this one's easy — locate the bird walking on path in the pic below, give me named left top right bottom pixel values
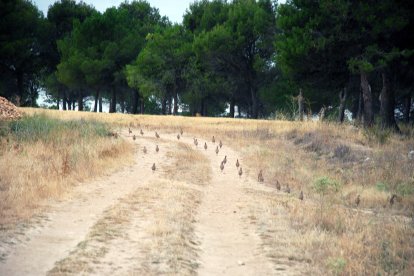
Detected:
left=143, top=146, right=147, bottom=154
left=285, top=184, right=291, bottom=194
left=129, top=127, right=132, bottom=135
left=236, top=159, right=239, bottom=168
left=238, top=167, right=243, bottom=177
left=194, top=139, right=198, bottom=146
left=275, top=180, right=281, bottom=191
left=223, top=155, right=227, bottom=164
left=219, top=140, right=223, bottom=148
left=204, top=142, right=208, bottom=150
left=152, top=163, right=156, bottom=172
left=180, top=128, right=183, bottom=136
left=212, top=136, right=215, bottom=143
left=220, top=161, right=225, bottom=172
left=258, top=170, right=264, bottom=182
left=389, top=194, right=401, bottom=206
left=140, top=129, right=144, bottom=136
left=215, top=146, right=219, bottom=155
left=133, top=135, right=136, bottom=141
left=177, top=134, right=180, bottom=140
left=355, top=194, right=361, bottom=207
left=299, top=191, right=304, bottom=201
left=156, top=145, right=159, bottom=153
left=155, top=132, right=160, bottom=139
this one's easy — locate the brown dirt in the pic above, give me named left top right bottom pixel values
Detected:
left=0, top=129, right=314, bottom=275
left=0, top=97, right=22, bottom=120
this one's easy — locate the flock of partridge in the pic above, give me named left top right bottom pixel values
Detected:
left=127, top=126, right=404, bottom=208
left=127, top=126, right=305, bottom=201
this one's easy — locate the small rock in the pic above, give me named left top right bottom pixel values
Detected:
left=233, top=211, right=237, bottom=213
left=238, top=260, right=245, bottom=266
left=408, top=150, right=414, bottom=160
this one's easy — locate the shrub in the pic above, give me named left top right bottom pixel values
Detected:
left=363, top=126, right=391, bottom=145
left=9, top=113, right=110, bottom=143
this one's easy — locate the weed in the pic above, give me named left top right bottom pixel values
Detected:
left=327, top=257, right=347, bottom=275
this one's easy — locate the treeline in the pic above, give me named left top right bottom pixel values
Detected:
left=1, top=0, right=413, bottom=128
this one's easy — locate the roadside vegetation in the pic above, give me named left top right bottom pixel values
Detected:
left=0, top=113, right=133, bottom=225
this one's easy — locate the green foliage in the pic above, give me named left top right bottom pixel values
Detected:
left=396, top=182, right=414, bottom=196
left=327, top=257, right=347, bottom=276
left=363, top=126, right=392, bottom=145
left=9, top=113, right=110, bottom=143
left=313, top=176, right=342, bottom=196
left=0, top=0, right=46, bottom=105
left=376, top=182, right=390, bottom=192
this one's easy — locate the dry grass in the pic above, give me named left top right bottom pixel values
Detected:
left=48, top=181, right=202, bottom=276
left=164, top=142, right=211, bottom=186
left=15, top=108, right=414, bottom=274
left=0, top=112, right=133, bottom=226
left=48, top=136, right=209, bottom=275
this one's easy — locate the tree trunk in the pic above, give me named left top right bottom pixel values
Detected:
left=229, top=96, right=235, bottom=118
left=379, top=72, right=399, bottom=131
left=132, top=90, right=138, bottom=114
left=338, top=88, right=347, bottom=123
left=120, top=100, right=125, bottom=113
left=99, top=96, right=103, bottom=113
left=360, top=72, right=374, bottom=127
left=66, top=92, right=71, bottom=110
left=403, top=94, right=411, bottom=124
left=77, top=90, right=83, bottom=111
left=140, top=98, right=145, bottom=114
left=319, top=107, right=325, bottom=121
left=356, top=88, right=363, bottom=123
left=173, top=90, right=178, bottom=115
left=13, top=71, right=23, bottom=107
left=62, top=90, right=67, bottom=111
left=298, top=89, right=304, bottom=121
left=161, top=97, right=167, bottom=115
left=109, top=87, right=116, bottom=113
left=250, top=87, right=258, bottom=119
left=93, top=89, right=99, bottom=113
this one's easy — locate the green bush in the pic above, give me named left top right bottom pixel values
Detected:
left=396, top=182, right=414, bottom=196
left=328, top=257, right=347, bottom=275
left=313, top=176, right=342, bottom=195
left=363, top=126, right=392, bottom=145
left=376, top=182, right=389, bottom=192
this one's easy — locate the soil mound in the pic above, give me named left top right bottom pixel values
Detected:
left=0, top=97, right=22, bottom=120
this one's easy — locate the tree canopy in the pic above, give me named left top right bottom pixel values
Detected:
left=0, top=0, right=413, bottom=128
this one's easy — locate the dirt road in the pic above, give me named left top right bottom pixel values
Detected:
left=0, top=129, right=311, bottom=275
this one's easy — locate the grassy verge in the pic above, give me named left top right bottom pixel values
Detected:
left=0, top=113, right=133, bottom=225
left=236, top=123, right=414, bottom=274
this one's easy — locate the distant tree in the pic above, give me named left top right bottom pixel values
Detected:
left=0, top=0, right=46, bottom=106
left=276, top=0, right=414, bottom=128
left=127, top=24, right=192, bottom=115
left=194, top=0, right=276, bottom=118
left=44, top=0, right=96, bottom=110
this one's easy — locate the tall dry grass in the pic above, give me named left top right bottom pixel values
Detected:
left=17, top=108, right=414, bottom=274
left=0, top=113, right=133, bottom=225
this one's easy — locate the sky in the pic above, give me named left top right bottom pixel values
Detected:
left=34, top=0, right=194, bottom=23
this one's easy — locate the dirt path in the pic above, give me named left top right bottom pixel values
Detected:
left=0, top=135, right=171, bottom=276
left=179, top=136, right=274, bottom=275
left=1, top=129, right=311, bottom=275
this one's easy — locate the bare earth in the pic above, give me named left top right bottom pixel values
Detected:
left=0, top=129, right=312, bottom=275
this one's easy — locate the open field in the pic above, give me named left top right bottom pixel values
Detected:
left=1, top=108, right=413, bottom=275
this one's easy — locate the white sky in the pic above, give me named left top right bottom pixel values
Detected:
left=34, top=0, right=194, bottom=23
